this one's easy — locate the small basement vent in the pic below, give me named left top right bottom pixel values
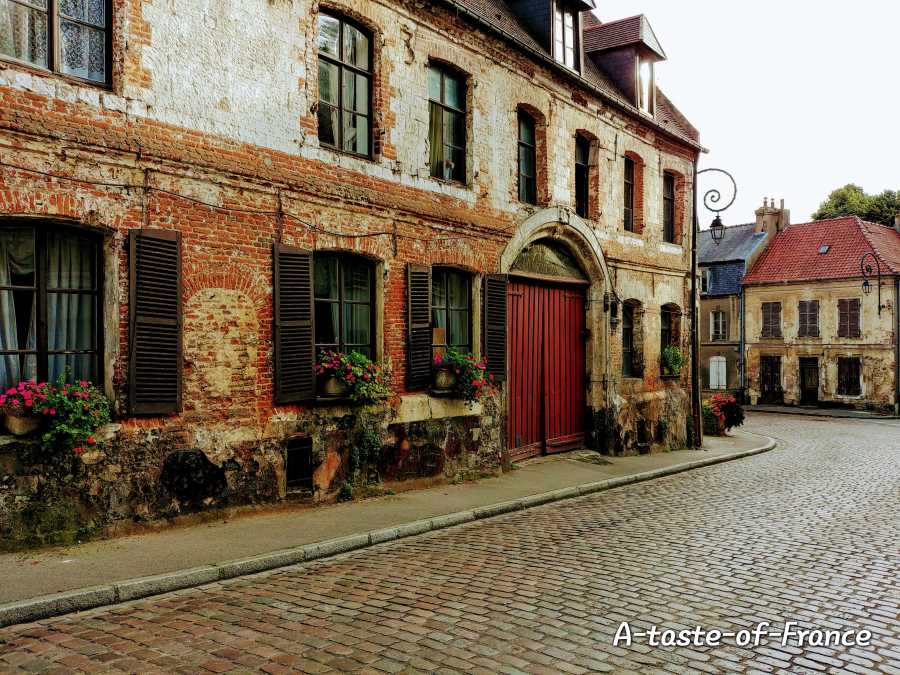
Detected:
left=285, top=435, right=314, bottom=492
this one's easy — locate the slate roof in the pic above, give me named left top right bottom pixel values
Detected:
left=704, top=261, right=744, bottom=296
left=583, top=14, right=667, bottom=60
left=698, top=223, right=768, bottom=264
left=743, top=217, right=900, bottom=285
left=444, top=1, right=700, bottom=145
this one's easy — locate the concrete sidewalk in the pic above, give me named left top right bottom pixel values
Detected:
left=0, top=430, right=774, bottom=626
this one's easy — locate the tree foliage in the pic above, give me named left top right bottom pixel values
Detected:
left=812, top=184, right=900, bottom=226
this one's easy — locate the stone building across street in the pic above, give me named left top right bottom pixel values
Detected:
left=0, top=0, right=702, bottom=547
left=743, top=216, right=900, bottom=413
left=698, top=200, right=785, bottom=398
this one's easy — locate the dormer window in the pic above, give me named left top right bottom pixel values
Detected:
left=553, top=2, right=579, bottom=71
left=638, top=58, right=654, bottom=114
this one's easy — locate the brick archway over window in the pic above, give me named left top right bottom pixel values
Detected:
left=663, top=169, right=686, bottom=245
left=516, top=103, right=550, bottom=207
left=624, top=151, right=645, bottom=235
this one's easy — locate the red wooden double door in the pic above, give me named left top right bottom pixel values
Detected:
left=506, top=278, right=586, bottom=461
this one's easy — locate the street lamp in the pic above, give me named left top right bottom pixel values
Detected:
left=697, top=168, right=737, bottom=246
left=860, top=251, right=883, bottom=315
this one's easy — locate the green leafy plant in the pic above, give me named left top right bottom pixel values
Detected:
left=1, top=380, right=44, bottom=417
left=661, top=345, right=685, bottom=376
left=316, top=350, right=391, bottom=403
left=432, top=347, right=495, bottom=405
left=703, top=393, right=745, bottom=435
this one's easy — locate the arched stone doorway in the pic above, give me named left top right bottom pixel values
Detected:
left=500, top=207, right=612, bottom=460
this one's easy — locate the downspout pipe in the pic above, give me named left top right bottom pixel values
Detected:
left=690, top=159, right=703, bottom=447
left=896, top=277, right=899, bottom=416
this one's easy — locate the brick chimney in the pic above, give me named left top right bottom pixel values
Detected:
left=755, top=197, right=790, bottom=237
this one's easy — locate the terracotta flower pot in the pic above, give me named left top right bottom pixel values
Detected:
left=3, top=413, right=42, bottom=437
left=319, top=375, right=349, bottom=399
left=432, top=366, right=458, bottom=393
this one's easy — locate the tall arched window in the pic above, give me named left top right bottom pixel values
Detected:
left=0, top=223, right=102, bottom=390
left=431, top=267, right=470, bottom=355
left=518, top=109, right=537, bottom=204
left=622, top=300, right=643, bottom=378
left=317, top=12, right=372, bottom=157
left=661, top=304, right=681, bottom=349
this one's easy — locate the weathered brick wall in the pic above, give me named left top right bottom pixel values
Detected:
left=0, top=0, right=699, bottom=545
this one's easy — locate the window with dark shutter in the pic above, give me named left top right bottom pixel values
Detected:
left=483, top=274, right=507, bottom=383
left=274, top=244, right=315, bottom=404
left=761, top=302, right=781, bottom=338
left=129, top=230, right=182, bottom=415
left=575, top=134, right=590, bottom=218
left=517, top=111, right=537, bottom=205
left=798, top=300, right=819, bottom=337
left=407, top=264, right=431, bottom=390
left=837, top=357, right=861, bottom=396
left=663, top=172, right=676, bottom=243
left=838, top=299, right=861, bottom=338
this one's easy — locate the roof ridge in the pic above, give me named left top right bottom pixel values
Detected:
left=584, top=14, right=644, bottom=30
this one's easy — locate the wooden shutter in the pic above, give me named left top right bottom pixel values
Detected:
left=407, top=264, right=432, bottom=390
left=849, top=299, right=861, bottom=338
left=128, top=229, right=182, bottom=415
left=838, top=300, right=848, bottom=338
left=274, top=244, right=315, bottom=404
left=483, top=274, right=508, bottom=383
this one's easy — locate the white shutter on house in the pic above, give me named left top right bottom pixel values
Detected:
left=709, top=356, right=727, bottom=389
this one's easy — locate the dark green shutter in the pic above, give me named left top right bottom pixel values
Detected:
left=407, top=264, right=432, bottom=389
left=274, top=244, right=315, bottom=404
left=483, top=274, right=508, bottom=383
left=128, top=229, right=182, bottom=415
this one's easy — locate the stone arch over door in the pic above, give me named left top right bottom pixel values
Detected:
left=500, top=206, right=613, bottom=411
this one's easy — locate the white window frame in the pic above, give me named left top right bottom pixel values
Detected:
left=709, top=356, right=727, bottom=390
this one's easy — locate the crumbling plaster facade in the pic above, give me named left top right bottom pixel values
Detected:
left=0, top=0, right=700, bottom=548
left=744, top=281, right=898, bottom=411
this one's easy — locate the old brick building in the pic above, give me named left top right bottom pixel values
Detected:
left=743, top=216, right=900, bottom=413
left=0, top=0, right=701, bottom=546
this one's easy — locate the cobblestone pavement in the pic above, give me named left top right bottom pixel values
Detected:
left=1, top=413, right=899, bottom=674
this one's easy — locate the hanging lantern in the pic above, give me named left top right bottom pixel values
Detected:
left=710, top=215, right=725, bottom=245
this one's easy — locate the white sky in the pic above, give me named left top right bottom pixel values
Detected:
left=593, top=1, right=900, bottom=225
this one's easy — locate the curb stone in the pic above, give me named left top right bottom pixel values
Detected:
left=0, top=434, right=776, bottom=627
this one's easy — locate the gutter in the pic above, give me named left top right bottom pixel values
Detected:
left=443, top=0, right=706, bottom=154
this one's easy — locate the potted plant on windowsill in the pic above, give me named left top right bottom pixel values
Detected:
left=660, top=345, right=685, bottom=378
left=315, top=350, right=391, bottom=404
left=1, top=380, right=45, bottom=437
left=431, top=348, right=495, bottom=405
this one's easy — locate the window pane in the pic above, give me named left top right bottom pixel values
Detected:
left=314, top=256, right=338, bottom=299
left=0, top=289, right=36, bottom=353
left=342, top=260, right=370, bottom=302
left=317, top=14, right=339, bottom=56
left=59, top=0, right=103, bottom=27
left=318, top=60, right=339, bottom=105
left=49, top=352, right=96, bottom=384
left=343, top=303, right=370, bottom=347
left=342, top=23, right=369, bottom=70
left=314, top=300, right=338, bottom=346
left=427, top=66, right=441, bottom=101
left=448, top=272, right=467, bottom=309
left=47, top=229, right=96, bottom=290
left=519, top=145, right=535, bottom=178
left=1, top=353, right=36, bottom=391
left=518, top=115, right=534, bottom=145
left=0, top=1, right=48, bottom=68
left=0, top=226, right=36, bottom=286
left=60, top=19, right=105, bottom=82
left=449, top=309, right=469, bottom=349
left=343, top=113, right=369, bottom=155
left=342, top=71, right=369, bottom=114
left=317, top=103, right=338, bottom=147
left=443, top=73, right=463, bottom=110
left=432, top=271, right=447, bottom=308
left=443, top=109, right=462, bottom=147
left=447, top=145, right=465, bottom=182
left=47, top=292, right=95, bottom=350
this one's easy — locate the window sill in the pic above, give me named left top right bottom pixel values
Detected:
left=660, top=374, right=682, bottom=381
left=319, top=144, right=376, bottom=164
left=0, top=55, right=112, bottom=91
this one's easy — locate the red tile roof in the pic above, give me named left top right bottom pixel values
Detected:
left=743, top=217, right=900, bottom=285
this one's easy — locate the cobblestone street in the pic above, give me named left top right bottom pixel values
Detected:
left=1, top=413, right=898, bottom=674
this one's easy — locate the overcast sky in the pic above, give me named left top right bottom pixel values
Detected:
left=593, top=1, right=900, bottom=226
